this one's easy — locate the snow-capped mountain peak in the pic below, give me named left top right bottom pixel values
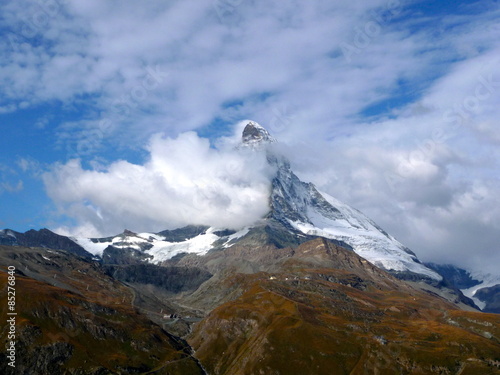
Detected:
left=241, top=120, right=276, bottom=147
left=264, top=144, right=442, bottom=281
left=43, top=121, right=441, bottom=281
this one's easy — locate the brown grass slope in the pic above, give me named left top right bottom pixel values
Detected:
left=188, top=239, right=500, bottom=375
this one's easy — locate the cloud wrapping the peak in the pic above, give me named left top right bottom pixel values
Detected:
left=44, top=131, right=273, bottom=237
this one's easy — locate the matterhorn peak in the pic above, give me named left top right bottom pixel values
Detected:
left=241, top=121, right=276, bottom=147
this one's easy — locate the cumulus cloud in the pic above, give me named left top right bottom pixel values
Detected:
left=44, top=129, right=273, bottom=237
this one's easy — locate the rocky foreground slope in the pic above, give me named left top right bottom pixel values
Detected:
left=0, top=245, right=206, bottom=375
left=1, top=237, right=500, bottom=374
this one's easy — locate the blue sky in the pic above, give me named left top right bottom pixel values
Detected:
left=1, top=0, right=499, bottom=273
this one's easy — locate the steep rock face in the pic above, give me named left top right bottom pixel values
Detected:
left=157, top=225, right=210, bottom=242
left=426, top=263, right=500, bottom=312
left=101, top=245, right=153, bottom=264
left=105, top=264, right=212, bottom=294
left=475, top=285, right=500, bottom=313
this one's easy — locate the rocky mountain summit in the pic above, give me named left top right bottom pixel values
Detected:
left=240, top=120, right=276, bottom=146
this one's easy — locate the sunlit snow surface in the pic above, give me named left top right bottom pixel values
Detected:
left=145, top=228, right=223, bottom=262
left=71, top=237, right=109, bottom=257
left=288, top=190, right=442, bottom=281
left=72, top=227, right=250, bottom=263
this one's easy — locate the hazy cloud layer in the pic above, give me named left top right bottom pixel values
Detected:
left=2, top=0, right=499, bottom=274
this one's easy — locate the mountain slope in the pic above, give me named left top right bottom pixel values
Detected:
left=2, top=237, right=498, bottom=374
left=187, top=238, right=500, bottom=375
left=0, top=245, right=206, bottom=374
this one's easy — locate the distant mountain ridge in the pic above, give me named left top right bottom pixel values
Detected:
left=0, top=228, right=89, bottom=258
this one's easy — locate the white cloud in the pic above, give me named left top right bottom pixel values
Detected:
left=43, top=130, right=273, bottom=237
left=0, top=180, right=23, bottom=194
left=1, top=0, right=409, bottom=144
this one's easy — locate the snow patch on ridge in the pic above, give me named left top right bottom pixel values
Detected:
left=71, top=237, right=109, bottom=257
left=222, top=227, right=250, bottom=248
left=71, top=227, right=246, bottom=263
left=0, top=229, right=17, bottom=238
left=461, top=272, right=500, bottom=310
left=289, top=219, right=441, bottom=280
left=145, top=228, right=219, bottom=262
